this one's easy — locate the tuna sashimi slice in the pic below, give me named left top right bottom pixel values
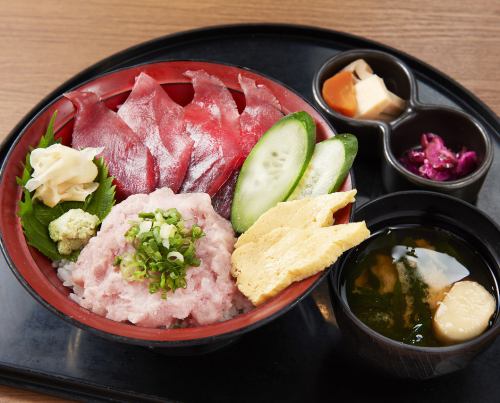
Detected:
left=212, top=75, right=283, bottom=218
left=180, top=70, right=243, bottom=196
left=65, top=90, right=156, bottom=198
left=212, top=171, right=238, bottom=219
left=238, top=74, right=283, bottom=156
left=118, top=72, right=193, bottom=192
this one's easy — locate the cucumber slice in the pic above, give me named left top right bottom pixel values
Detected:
left=287, top=133, right=358, bottom=200
left=231, top=111, right=316, bottom=233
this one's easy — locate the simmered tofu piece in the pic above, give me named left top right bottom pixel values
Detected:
left=354, top=74, right=405, bottom=121
left=342, top=59, right=374, bottom=81
left=433, top=281, right=496, bottom=344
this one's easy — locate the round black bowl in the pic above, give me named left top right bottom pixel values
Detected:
left=329, top=191, right=500, bottom=379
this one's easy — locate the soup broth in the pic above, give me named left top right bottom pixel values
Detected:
left=341, top=226, right=498, bottom=347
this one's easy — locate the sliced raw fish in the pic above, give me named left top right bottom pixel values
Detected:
left=238, top=74, right=283, bottom=156
left=212, top=75, right=283, bottom=217
left=180, top=70, right=242, bottom=195
left=212, top=171, right=238, bottom=219
left=65, top=90, right=156, bottom=198
left=118, top=72, right=193, bottom=192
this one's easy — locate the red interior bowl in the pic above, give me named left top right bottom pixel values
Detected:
left=0, top=61, right=352, bottom=347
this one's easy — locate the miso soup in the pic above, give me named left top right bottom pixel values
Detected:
left=341, top=226, right=498, bottom=347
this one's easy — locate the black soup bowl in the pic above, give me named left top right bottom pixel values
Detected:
left=329, top=191, right=500, bottom=379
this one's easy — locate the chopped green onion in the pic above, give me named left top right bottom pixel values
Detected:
left=125, top=225, right=139, bottom=242
left=114, top=208, right=204, bottom=298
left=167, top=251, right=184, bottom=263
left=192, top=225, right=204, bottom=239
left=139, top=220, right=153, bottom=234
left=138, top=212, right=155, bottom=219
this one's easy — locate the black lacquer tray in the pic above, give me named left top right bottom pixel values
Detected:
left=0, top=24, right=498, bottom=402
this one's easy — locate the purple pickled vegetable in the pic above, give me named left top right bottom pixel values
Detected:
left=422, top=133, right=457, bottom=170
left=421, top=132, right=438, bottom=148
left=408, top=149, right=426, bottom=164
left=399, top=149, right=425, bottom=175
left=419, top=163, right=453, bottom=181
left=399, top=132, right=477, bottom=181
left=455, top=150, right=478, bottom=177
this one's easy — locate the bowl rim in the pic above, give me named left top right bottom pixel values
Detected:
left=330, top=190, right=500, bottom=354
left=0, top=59, right=354, bottom=347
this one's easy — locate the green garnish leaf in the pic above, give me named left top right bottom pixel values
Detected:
left=83, top=157, right=116, bottom=221
left=32, top=201, right=85, bottom=227
left=17, top=111, right=58, bottom=189
left=38, top=111, right=57, bottom=148
left=16, top=110, right=116, bottom=261
left=20, top=206, right=66, bottom=262
left=116, top=208, right=205, bottom=298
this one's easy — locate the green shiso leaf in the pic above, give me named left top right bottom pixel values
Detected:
left=83, top=157, right=116, bottom=221
left=17, top=110, right=58, bottom=188
left=20, top=206, right=65, bottom=262
left=16, top=110, right=115, bottom=261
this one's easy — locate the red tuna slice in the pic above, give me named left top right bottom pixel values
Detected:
left=180, top=70, right=243, bottom=195
left=212, top=75, right=283, bottom=218
left=117, top=72, right=194, bottom=192
left=238, top=74, right=283, bottom=156
left=212, top=171, right=238, bottom=219
left=65, top=90, right=156, bottom=198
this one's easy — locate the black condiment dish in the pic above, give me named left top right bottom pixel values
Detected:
left=329, top=191, right=500, bottom=380
left=383, top=105, right=493, bottom=202
left=313, top=49, right=415, bottom=157
left=313, top=50, right=494, bottom=202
